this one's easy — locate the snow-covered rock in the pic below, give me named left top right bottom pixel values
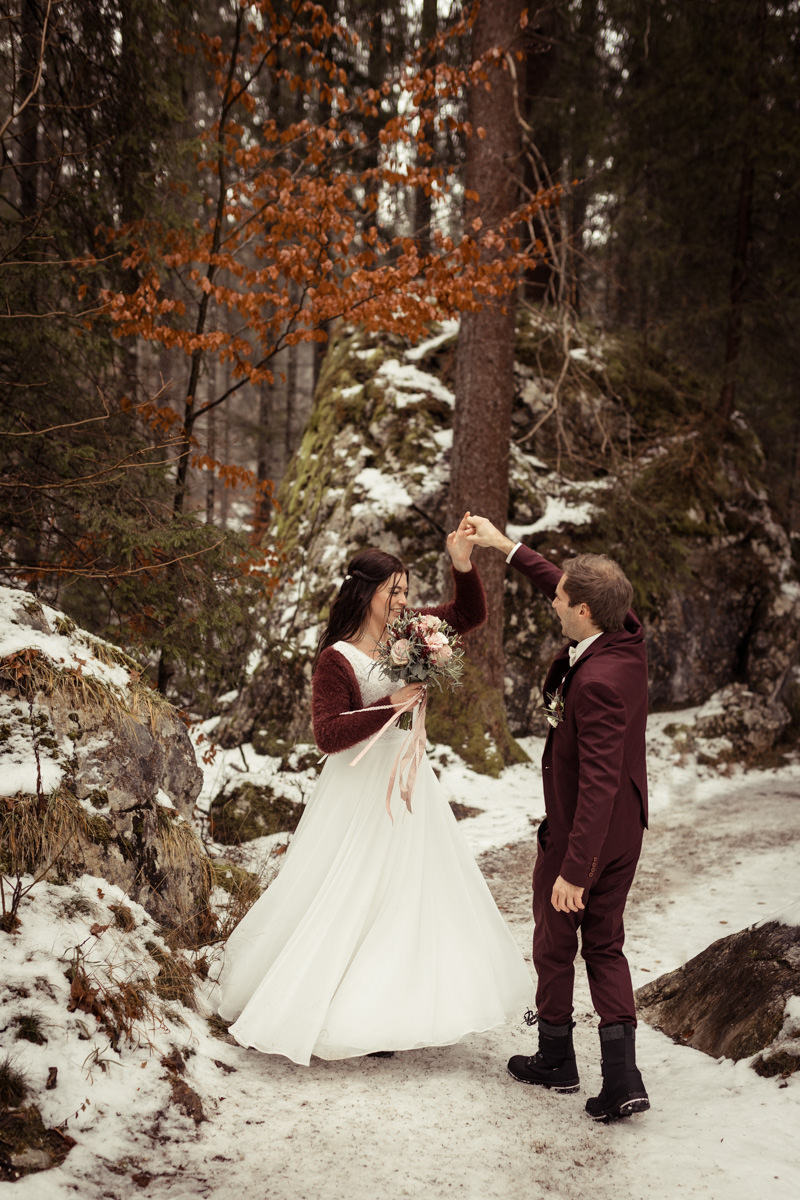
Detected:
left=0, top=586, right=210, bottom=941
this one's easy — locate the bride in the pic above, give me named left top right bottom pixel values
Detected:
left=216, top=513, right=532, bottom=1064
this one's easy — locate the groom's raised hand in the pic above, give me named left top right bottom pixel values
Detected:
left=464, top=515, right=515, bottom=556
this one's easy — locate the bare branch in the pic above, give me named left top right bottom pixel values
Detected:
left=11, top=537, right=230, bottom=580
left=0, top=0, right=55, bottom=143
left=1, top=393, right=111, bottom=437
left=0, top=437, right=187, bottom=490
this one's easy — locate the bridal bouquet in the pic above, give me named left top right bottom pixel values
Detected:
left=375, top=612, right=465, bottom=689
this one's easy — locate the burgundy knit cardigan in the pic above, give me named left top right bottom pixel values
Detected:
left=312, top=564, right=487, bottom=755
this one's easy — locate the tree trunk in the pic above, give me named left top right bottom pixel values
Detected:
left=441, top=0, right=528, bottom=772
left=19, top=0, right=40, bottom=225
left=253, top=380, right=274, bottom=537
left=717, top=0, right=767, bottom=420
left=205, top=396, right=216, bottom=524
left=413, top=0, right=438, bottom=261
left=521, top=3, right=561, bottom=304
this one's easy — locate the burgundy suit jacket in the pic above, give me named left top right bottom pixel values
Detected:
left=312, top=565, right=487, bottom=755
left=509, top=545, right=649, bottom=890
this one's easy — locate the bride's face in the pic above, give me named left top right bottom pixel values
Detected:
left=369, top=572, right=409, bottom=630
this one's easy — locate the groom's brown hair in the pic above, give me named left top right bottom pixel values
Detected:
left=561, top=554, right=633, bottom=633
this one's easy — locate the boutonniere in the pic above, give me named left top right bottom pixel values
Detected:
left=543, top=690, right=565, bottom=728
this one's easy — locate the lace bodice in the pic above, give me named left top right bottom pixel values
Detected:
left=333, top=641, right=399, bottom=707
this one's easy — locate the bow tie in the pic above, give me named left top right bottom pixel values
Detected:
left=568, top=645, right=579, bottom=667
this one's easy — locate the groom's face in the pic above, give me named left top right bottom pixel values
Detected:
left=553, top=577, right=585, bottom=641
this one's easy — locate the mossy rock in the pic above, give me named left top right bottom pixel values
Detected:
left=211, top=859, right=262, bottom=903
left=279, top=747, right=323, bottom=774
left=251, top=730, right=293, bottom=758
left=426, top=661, right=529, bottom=777
left=0, top=1106, right=75, bottom=1182
left=209, top=782, right=304, bottom=844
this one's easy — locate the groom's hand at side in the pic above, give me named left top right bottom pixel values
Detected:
left=551, top=875, right=585, bottom=913
left=464, top=515, right=515, bottom=556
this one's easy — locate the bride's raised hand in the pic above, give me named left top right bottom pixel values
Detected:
left=446, top=511, right=474, bottom=572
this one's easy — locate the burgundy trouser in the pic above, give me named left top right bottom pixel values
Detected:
left=532, top=818, right=644, bottom=1027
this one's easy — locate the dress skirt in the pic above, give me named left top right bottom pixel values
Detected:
left=216, top=726, right=532, bottom=1065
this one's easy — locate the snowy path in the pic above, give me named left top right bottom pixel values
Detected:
left=22, top=763, right=798, bottom=1200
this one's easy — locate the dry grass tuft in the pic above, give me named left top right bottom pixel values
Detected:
left=1, top=789, right=91, bottom=930
left=109, top=903, right=136, bottom=932
left=0, top=787, right=89, bottom=882
left=0, top=787, right=90, bottom=902
left=12, top=1012, right=48, bottom=1046
left=211, top=859, right=263, bottom=943
left=56, top=892, right=98, bottom=921
left=155, top=807, right=213, bottom=888
left=206, top=1012, right=236, bottom=1043
left=146, top=942, right=197, bottom=1010
left=65, top=945, right=155, bottom=1050
left=0, top=645, right=173, bottom=732
left=0, top=1056, right=28, bottom=1109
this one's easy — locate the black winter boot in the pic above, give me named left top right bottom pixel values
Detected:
left=507, top=1017, right=580, bottom=1093
left=585, top=1023, right=650, bottom=1121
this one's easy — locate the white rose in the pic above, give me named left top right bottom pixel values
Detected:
left=389, top=638, right=411, bottom=666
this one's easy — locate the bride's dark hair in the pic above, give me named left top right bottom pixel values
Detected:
left=316, top=548, right=408, bottom=658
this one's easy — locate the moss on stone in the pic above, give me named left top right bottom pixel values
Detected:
left=211, top=859, right=261, bottom=906
left=530, top=416, right=767, bottom=619
left=114, top=834, right=136, bottom=862
left=85, top=814, right=113, bottom=845
left=251, top=730, right=293, bottom=758
left=426, top=661, right=530, bottom=776
left=209, top=781, right=304, bottom=844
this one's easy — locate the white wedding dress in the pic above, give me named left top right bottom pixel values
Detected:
left=216, top=642, right=532, bottom=1064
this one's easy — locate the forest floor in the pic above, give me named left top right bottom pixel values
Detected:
left=11, top=716, right=800, bottom=1200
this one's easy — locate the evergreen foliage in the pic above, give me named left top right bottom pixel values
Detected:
left=1, top=0, right=797, bottom=719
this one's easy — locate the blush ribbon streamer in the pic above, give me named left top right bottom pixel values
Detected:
left=345, top=691, right=427, bottom=819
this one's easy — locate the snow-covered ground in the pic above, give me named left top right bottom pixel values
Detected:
left=3, top=716, right=800, bottom=1199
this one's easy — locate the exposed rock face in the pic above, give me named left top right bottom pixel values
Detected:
left=659, top=684, right=792, bottom=768
left=215, top=315, right=800, bottom=765
left=636, top=914, right=800, bottom=1076
left=0, top=586, right=211, bottom=943
left=692, top=684, right=791, bottom=761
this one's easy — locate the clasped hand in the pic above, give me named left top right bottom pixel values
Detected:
left=446, top=511, right=476, bottom=571
left=391, top=683, right=425, bottom=709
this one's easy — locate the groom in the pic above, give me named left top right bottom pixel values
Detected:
left=466, top=516, right=650, bottom=1121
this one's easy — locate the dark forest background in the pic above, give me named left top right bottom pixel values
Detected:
left=2, top=0, right=798, bottom=714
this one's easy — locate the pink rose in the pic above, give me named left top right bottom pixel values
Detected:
left=424, top=630, right=449, bottom=650
left=417, top=614, right=443, bottom=633
left=431, top=643, right=453, bottom=665
left=389, top=638, right=411, bottom=666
